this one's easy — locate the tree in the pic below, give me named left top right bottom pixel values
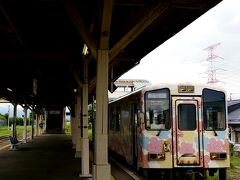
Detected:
left=0, top=113, right=6, bottom=120
left=4, top=113, right=9, bottom=120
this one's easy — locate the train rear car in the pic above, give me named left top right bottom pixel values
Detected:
left=108, top=83, right=230, bottom=179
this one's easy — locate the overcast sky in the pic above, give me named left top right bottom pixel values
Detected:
left=0, top=103, right=25, bottom=117
left=120, top=0, right=240, bottom=100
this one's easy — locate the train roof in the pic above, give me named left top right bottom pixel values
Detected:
left=142, top=83, right=226, bottom=93
left=109, top=83, right=226, bottom=103
left=109, top=86, right=144, bottom=103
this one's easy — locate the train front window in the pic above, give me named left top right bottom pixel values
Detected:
left=145, top=88, right=170, bottom=130
left=203, top=89, right=226, bottom=130
left=178, top=104, right=196, bottom=130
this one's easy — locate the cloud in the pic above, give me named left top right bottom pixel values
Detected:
left=121, top=0, right=240, bottom=99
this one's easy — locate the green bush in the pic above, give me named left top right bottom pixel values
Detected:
left=230, top=143, right=234, bottom=156
left=8, top=117, right=31, bottom=126
left=65, top=121, right=71, bottom=135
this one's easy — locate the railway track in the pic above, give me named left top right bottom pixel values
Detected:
left=108, top=150, right=143, bottom=180
left=109, top=156, right=142, bottom=180
left=0, top=136, right=11, bottom=149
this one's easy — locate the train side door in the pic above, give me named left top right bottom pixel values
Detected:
left=131, top=103, right=138, bottom=168
left=172, top=97, right=203, bottom=168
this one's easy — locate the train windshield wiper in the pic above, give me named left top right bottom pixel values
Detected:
left=156, top=129, right=161, bottom=136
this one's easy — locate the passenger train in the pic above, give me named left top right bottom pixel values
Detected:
left=108, top=83, right=230, bottom=179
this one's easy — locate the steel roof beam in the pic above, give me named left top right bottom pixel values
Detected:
left=109, top=1, right=169, bottom=63
left=63, top=0, right=97, bottom=61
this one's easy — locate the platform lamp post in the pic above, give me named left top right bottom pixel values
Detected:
left=29, top=111, right=31, bottom=126
left=22, top=105, right=27, bottom=143
left=12, top=102, right=17, bottom=138
left=7, top=105, right=10, bottom=130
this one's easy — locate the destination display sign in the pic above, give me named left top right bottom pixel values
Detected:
left=178, top=85, right=194, bottom=93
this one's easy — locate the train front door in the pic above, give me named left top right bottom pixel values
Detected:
left=172, top=97, right=203, bottom=168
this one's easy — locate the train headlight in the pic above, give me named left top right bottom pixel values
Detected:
left=210, top=152, right=227, bottom=160
left=148, top=152, right=165, bottom=161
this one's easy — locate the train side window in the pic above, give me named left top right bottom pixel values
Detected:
left=178, top=104, right=196, bottom=130
left=132, top=103, right=138, bottom=125
left=203, top=89, right=226, bottom=130
left=116, top=106, right=121, bottom=131
left=145, top=88, right=170, bottom=130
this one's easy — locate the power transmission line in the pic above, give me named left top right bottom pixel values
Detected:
left=203, top=42, right=225, bottom=85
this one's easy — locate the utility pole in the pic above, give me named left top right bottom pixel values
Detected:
left=203, top=42, right=224, bottom=85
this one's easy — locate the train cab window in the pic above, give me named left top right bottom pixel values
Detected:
left=178, top=104, right=196, bottom=130
left=145, top=88, right=170, bottom=130
left=203, top=89, right=226, bottom=130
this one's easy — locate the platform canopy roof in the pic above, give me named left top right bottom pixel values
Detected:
left=0, top=0, right=221, bottom=109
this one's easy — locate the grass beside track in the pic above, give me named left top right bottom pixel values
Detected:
left=207, top=156, right=240, bottom=179
left=0, top=125, right=32, bottom=138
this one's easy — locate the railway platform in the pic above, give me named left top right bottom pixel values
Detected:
left=0, top=134, right=136, bottom=180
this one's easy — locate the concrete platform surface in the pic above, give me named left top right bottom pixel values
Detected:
left=0, top=134, right=81, bottom=180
